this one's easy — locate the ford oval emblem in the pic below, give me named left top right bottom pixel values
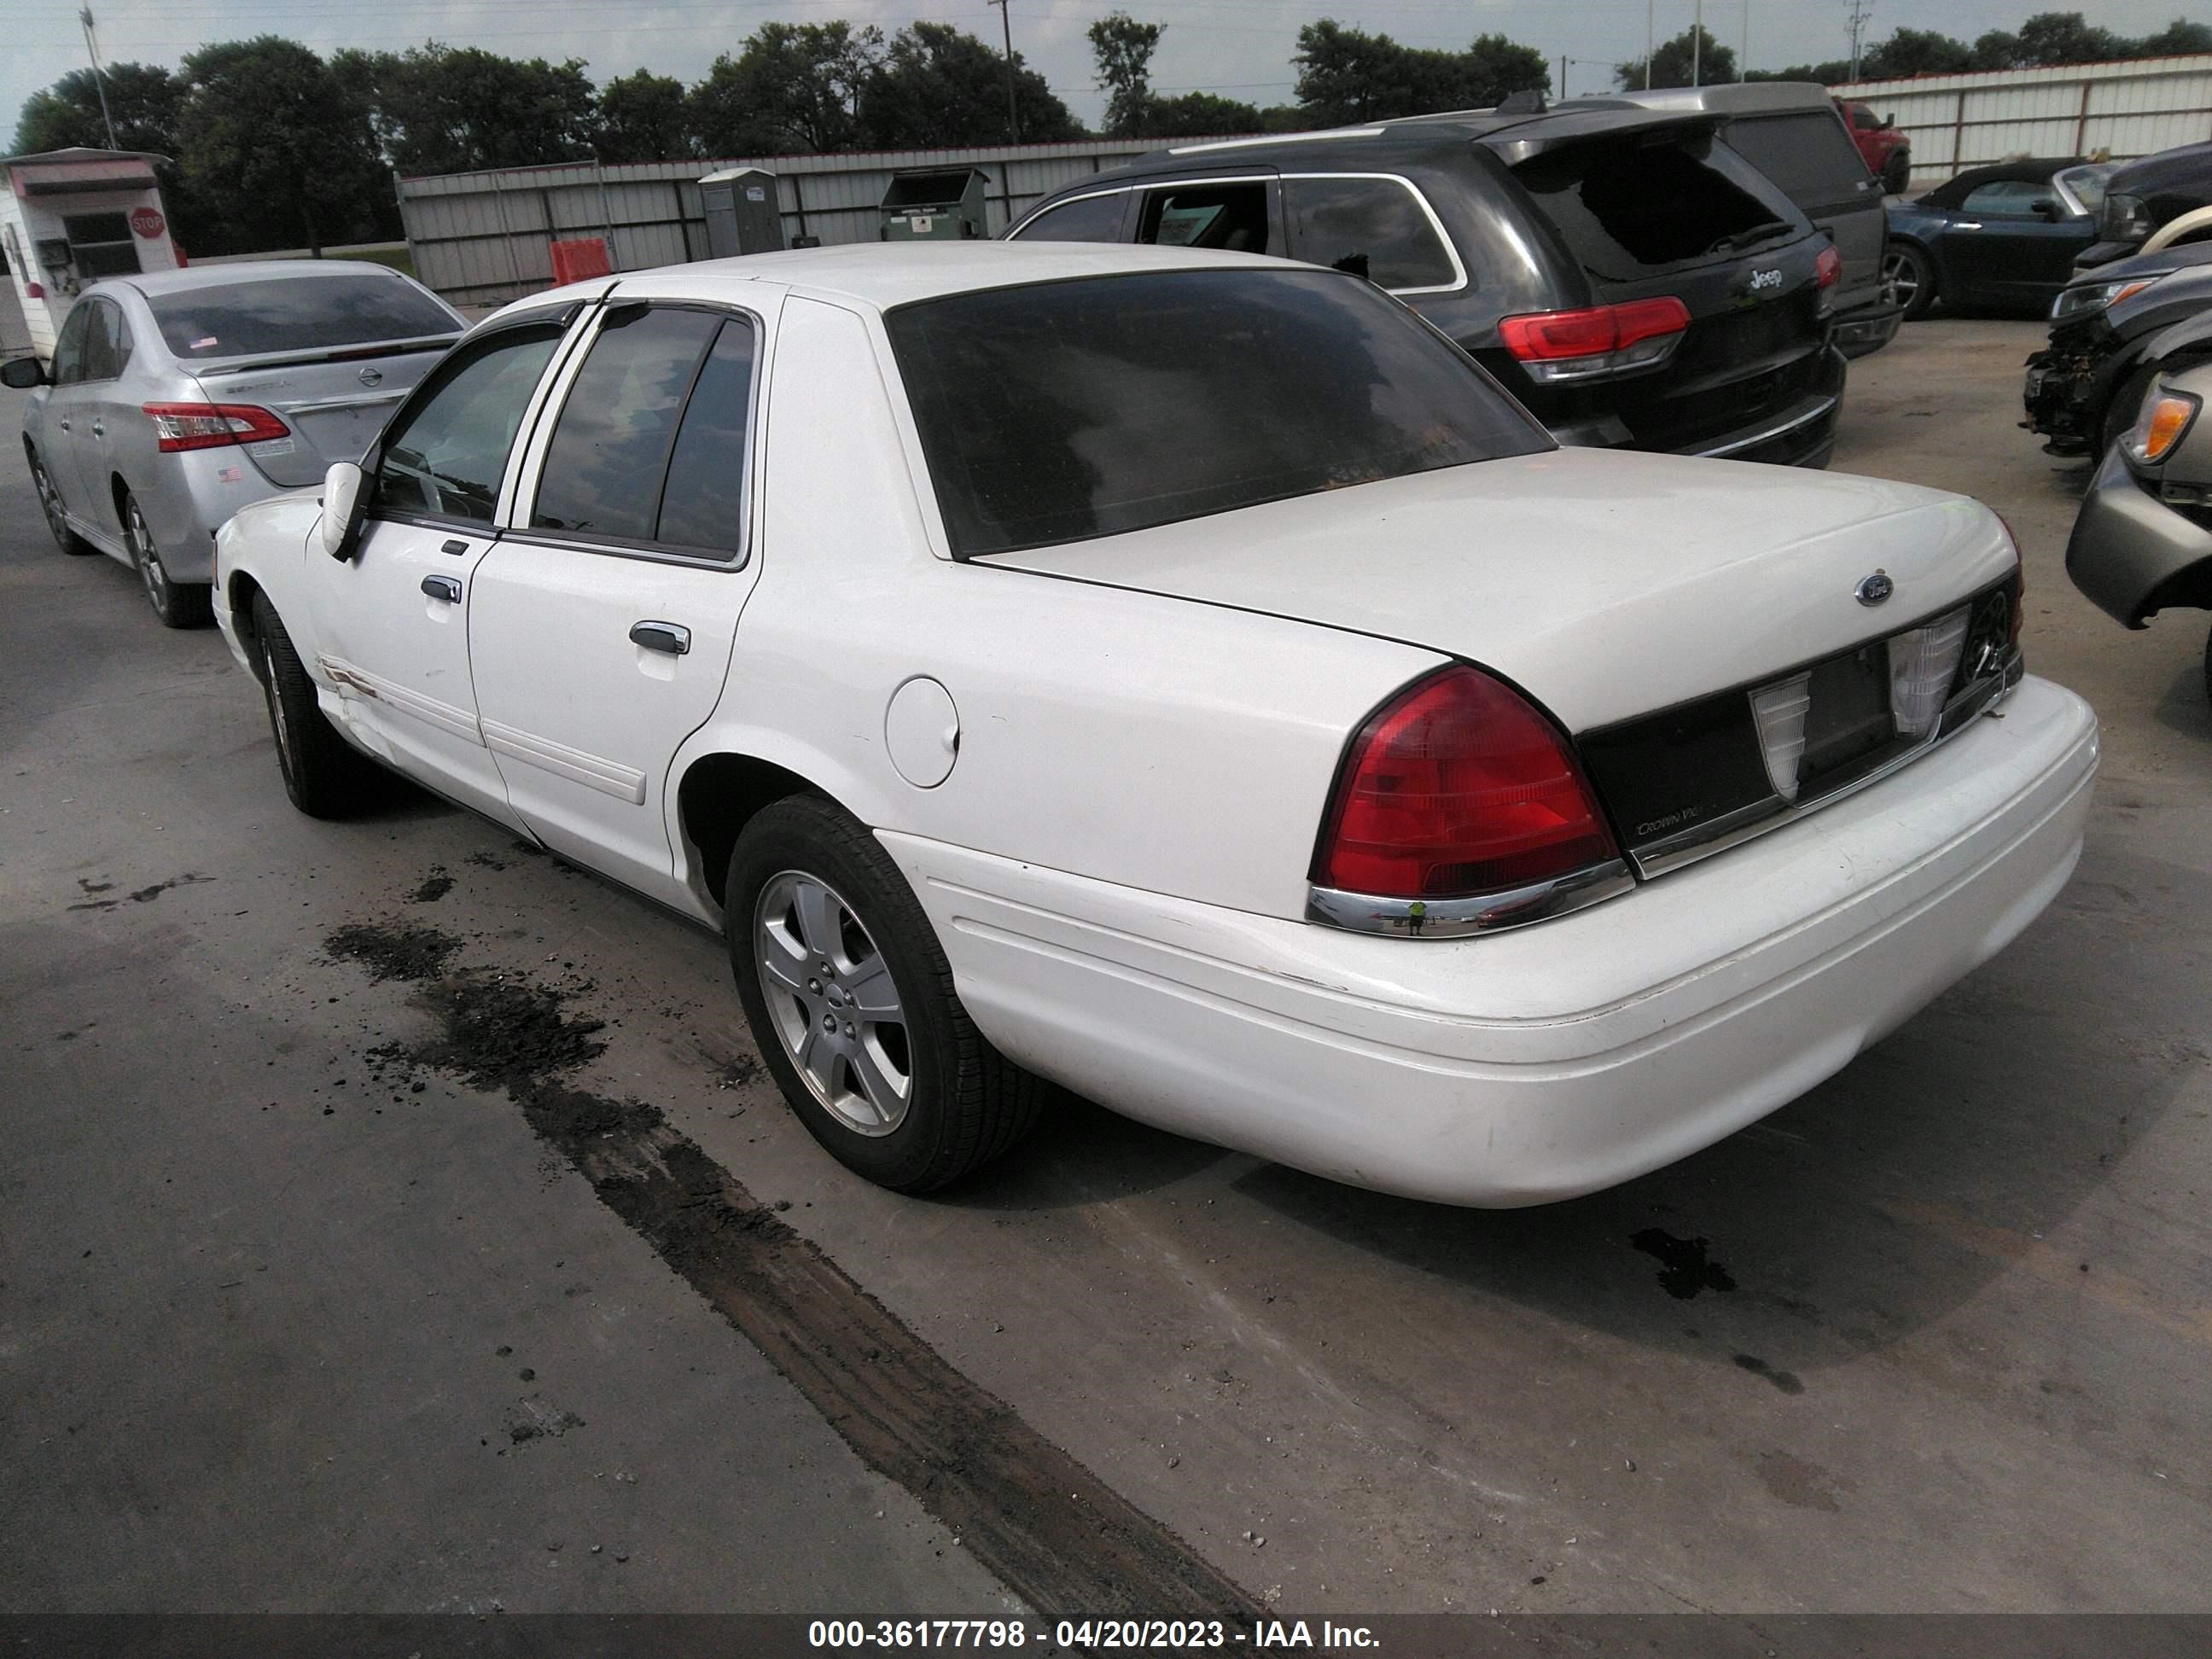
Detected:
left=1856, top=570, right=1895, bottom=607
left=358, top=365, right=383, bottom=388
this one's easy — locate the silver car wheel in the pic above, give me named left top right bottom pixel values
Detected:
left=1881, top=247, right=1921, bottom=312
left=752, top=869, right=912, bottom=1136
left=126, top=498, right=169, bottom=610
left=31, top=455, right=69, bottom=546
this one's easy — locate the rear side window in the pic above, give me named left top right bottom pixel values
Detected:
left=148, top=274, right=461, bottom=359
left=1515, top=138, right=1788, bottom=279
left=376, top=324, right=564, bottom=524
left=1136, top=183, right=1275, bottom=254
left=887, top=269, right=1546, bottom=558
left=532, top=306, right=723, bottom=540
left=1015, top=193, right=1127, bottom=242
left=1284, top=176, right=1458, bottom=290
left=655, top=320, right=760, bottom=555
left=1725, top=112, right=1871, bottom=201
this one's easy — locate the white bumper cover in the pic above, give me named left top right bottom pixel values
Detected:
left=882, top=676, right=2098, bottom=1207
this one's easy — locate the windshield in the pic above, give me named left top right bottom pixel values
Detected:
left=886, top=269, right=1548, bottom=557
left=148, top=272, right=462, bottom=359
left=2055, top=164, right=2113, bottom=220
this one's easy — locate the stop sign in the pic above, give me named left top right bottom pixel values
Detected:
left=131, top=207, right=165, bottom=239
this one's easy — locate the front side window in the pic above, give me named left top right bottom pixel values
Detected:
left=375, top=324, right=565, bottom=524
left=888, top=268, right=1548, bottom=558
left=51, top=304, right=90, bottom=385
left=1960, top=180, right=2055, bottom=218
left=1284, top=176, right=1457, bottom=289
left=1014, top=193, right=1129, bottom=242
left=2056, top=165, right=2111, bottom=218
left=78, top=301, right=119, bottom=382
left=1136, top=183, right=1275, bottom=254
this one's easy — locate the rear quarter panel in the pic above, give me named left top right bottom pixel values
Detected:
left=673, top=293, right=1446, bottom=922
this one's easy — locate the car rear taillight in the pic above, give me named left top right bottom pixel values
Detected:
left=1815, top=245, right=1842, bottom=289
left=143, top=402, right=290, bottom=453
left=1496, top=298, right=1690, bottom=383
left=1312, top=666, right=1620, bottom=903
left=1991, top=511, right=2026, bottom=648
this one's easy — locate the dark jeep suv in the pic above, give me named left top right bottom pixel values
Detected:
left=1009, top=100, right=1848, bottom=466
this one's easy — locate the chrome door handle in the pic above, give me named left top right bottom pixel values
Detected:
left=90, top=421, right=104, bottom=438
left=1953, top=221, right=1982, bottom=230
left=629, top=620, right=690, bottom=656
left=55, top=418, right=69, bottom=431
left=421, top=574, right=463, bottom=603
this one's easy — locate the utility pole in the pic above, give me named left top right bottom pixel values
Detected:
left=1846, top=0, right=1875, bottom=81
left=1741, top=0, right=1750, bottom=80
left=1644, top=0, right=1654, bottom=87
left=1693, top=0, right=1703, bottom=86
left=79, top=6, right=119, bottom=151
left=987, top=0, right=1022, bottom=144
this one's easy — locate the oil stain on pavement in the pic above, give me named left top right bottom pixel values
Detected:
left=325, top=911, right=1259, bottom=1620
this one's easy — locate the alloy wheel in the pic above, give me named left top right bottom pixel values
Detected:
left=127, top=499, right=170, bottom=612
left=752, top=870, right=912, bottom=1136
left=31, top=457, right=68, bottom=545
left=1881, top=248, right=1921, bottom=312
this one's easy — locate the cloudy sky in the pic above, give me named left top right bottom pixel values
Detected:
left=9, top=0, right=2206, bottom=148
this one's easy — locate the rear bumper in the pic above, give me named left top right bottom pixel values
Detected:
left=1833, top=299, right=1905, bottom=359
left=2066, top=442, right=2212, bottom=626
left=883, top=676, right=2095, bottom=1208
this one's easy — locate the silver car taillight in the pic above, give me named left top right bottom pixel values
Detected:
left=1887, top=606, right=1971, bottom=737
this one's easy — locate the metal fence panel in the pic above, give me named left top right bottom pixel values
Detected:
left=397, top=138, right=1174, bottom=306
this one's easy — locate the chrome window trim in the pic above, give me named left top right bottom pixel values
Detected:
left=1308, top=859, right=1634, bottom=940
left=1008, top=172, right=1469, bottom=297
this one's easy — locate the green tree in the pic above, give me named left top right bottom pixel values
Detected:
left=1295, top=20, right=1547, bottom=125
left=2140, top=17, right=2212, bottom=54
left=1090, top=12, right=1166, bottom=137
left=1864, top=27, right=1976, bottom=77
left=860, top=21, right=1081, bottom=147
left=12, top=62, right=217, bottom=253
left=688, top=23, right=882, bottom=155
left=178, top=37, right=391, bottom=254
left=1971, top=29, right=2025, bottom=69
left=2014, top=11, right=2135, bottom=65
left=346, top=42, right=599, bottom=175
left=1616, top=25, right=1736, bottom=90
left=597, top=69, right=692, bottom=162
left=1141, top=90, right=1262, bottom=138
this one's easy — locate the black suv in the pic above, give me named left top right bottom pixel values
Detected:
left=1009, top=101, right=1848, bottom=466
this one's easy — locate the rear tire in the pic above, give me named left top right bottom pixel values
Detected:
left=248, top=592, right=382, bottom=818
left=725, top=794, right=1041, bottom=1192
left=2203, top=620, right=2211, bottom=707
left=29, top=449, right=92, bottom=556
left=1881, top=150, right=1910, bottom=195
left=124, top=490, right=212, bottom=628
left=1885, top=241, right=1936, bottom=320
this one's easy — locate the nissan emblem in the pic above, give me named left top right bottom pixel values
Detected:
left=358, top=365, right=383, bottom=387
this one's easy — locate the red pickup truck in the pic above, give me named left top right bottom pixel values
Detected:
left=1837, top=99, right=1911, bottom=193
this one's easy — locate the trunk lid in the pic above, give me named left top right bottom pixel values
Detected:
left=191, top=341, right=451, bottom=487
left=979, top=446, right=2017, bottom=734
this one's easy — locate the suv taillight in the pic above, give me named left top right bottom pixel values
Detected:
left=1815, top=245, right=1842, bottom=288
left=1312, top=666, right=1619, bottom=902
left=1496, top=298, right=1690, bottom=383
left=143, top=402, right=290, bottom=453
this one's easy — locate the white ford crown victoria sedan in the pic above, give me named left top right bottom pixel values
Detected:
left=212, top=242, right=2098, bottom=1206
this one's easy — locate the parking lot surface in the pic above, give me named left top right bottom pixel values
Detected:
left=3, top=318, right=2208, bottom=1617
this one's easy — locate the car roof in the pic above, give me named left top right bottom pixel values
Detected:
left=1599, top=82, right=1839, bottom=117
left=110, top=261, right=436, bottom=300
left=518, top=242, right=1294, bottom=317
left=2108, top=137, right=2212, bottom=193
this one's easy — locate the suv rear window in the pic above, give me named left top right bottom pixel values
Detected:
left=148, top=273, right=461, bottom=359
left=1724, top=111, right=1871, bottom=201
left=1284, top=176, right=1458, bottom=290
left=886, top=269, right=1546, bottom=557
left=1514, top=137, right=1789, bottom=279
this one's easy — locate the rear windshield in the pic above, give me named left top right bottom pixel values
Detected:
left=148, top=273, right=460, bottom=359
left=885, top=269, right=1547, bottom=557
left=1515, top=137, right=1790, bottom=281
left=1723, top=111, right=1871, bottom=201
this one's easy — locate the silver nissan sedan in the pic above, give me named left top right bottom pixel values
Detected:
left=4, top=261, right=463, bottom=626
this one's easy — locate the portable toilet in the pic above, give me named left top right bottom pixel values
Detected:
left=698, top=167, right=785, bottom=259
left=878, top=168, right=989, bottom=241
left=0, top=148, right=181, bottom=366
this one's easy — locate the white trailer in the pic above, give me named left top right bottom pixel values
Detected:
left=0, top=147, right=181, bottom=366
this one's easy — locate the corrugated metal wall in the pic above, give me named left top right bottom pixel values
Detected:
left=396, top=139, right=1178, bottom=305
left=1835, top=55, right=2212, bottom=189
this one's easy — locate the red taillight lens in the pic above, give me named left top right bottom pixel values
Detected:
left=1815, top=245, right=1842, bottom=289
left=143, top=402, right=290, bottom=453
left=1313, top=666, right=1619, bottom=899
left=1496, top=298, right=1690, bottom=383
left=1993, top=511, right=2026, bottom=646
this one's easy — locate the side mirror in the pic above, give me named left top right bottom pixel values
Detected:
left=2031, top=198, right=2062, bottom=223
left=320, top=461, right=369, bottom=562
left=1881, top=114, right=1895, bottom=130
left=1, top=356, right=48, bottom=389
